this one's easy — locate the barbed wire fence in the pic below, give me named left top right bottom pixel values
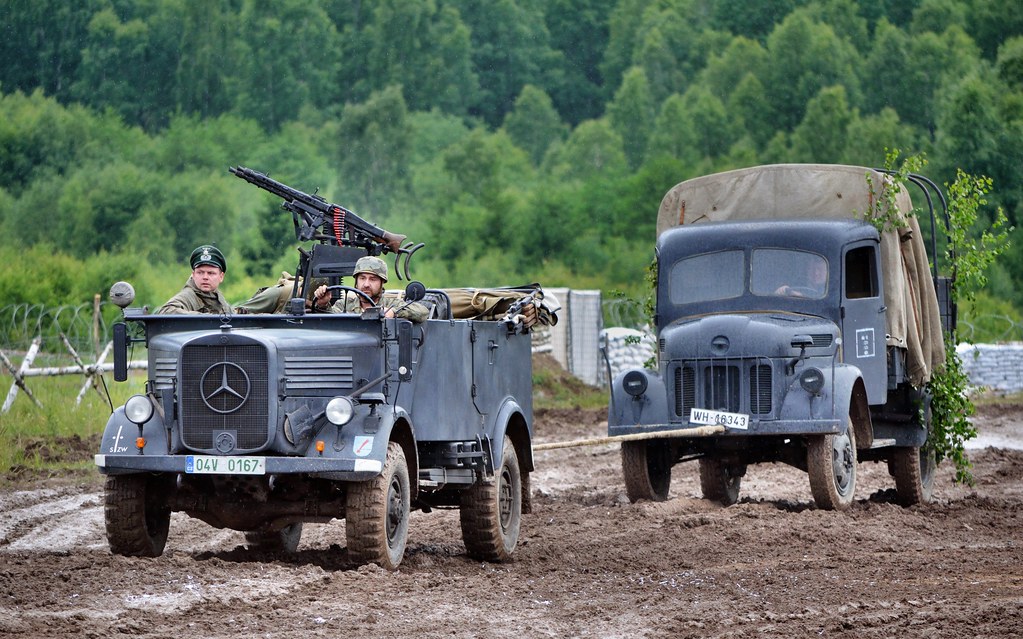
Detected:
left=0, top=299, right=143, bottom=413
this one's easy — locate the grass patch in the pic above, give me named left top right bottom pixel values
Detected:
left=532, top=353, right=607, bottom=411
left=0, top=370, right=146, bottom=480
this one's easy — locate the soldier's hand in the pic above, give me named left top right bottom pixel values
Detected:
left=313, top=285, right=330, bottom=309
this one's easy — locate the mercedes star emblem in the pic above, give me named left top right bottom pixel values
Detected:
left=200, top=362, right=251, bottom=414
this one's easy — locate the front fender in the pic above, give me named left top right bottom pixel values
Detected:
left=310, top=404, right=413, bottom=480
left=97, top=403, right=170, bottom=460
left=607, top=369, right=670, bottom=434
left=490, top=397, right=533, bottom=474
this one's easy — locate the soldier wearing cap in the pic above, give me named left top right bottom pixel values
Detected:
left=156, top=245, right=233, bottom=315
left=312, top=255, right=428, bottom=322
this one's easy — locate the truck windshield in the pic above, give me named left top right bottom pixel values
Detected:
left=751, top=249, right=828, bottom=299
left=668, top=249, right=744, bottom=304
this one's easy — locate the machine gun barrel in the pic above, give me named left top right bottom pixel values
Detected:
left=229, top=166, right=405, bottom=252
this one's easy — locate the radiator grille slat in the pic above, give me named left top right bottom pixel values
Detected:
left=284, top=355, right=353, bottom=392
left=674, top=366, right=695, bottom=418
left=750, top=364, right=773, bottom=414
left=705, top=365, right=740, bottom=413
left=153, top=356, right=176, bottom=389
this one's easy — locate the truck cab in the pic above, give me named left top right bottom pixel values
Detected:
left=609, top=164, right=953, bottom=510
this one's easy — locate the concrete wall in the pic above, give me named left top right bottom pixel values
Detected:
left=956, top=343, right=1023, bottom=394
left=543, top=288, right=604, bottom=387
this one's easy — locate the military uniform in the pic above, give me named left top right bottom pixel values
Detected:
left=156, top=245, right=233, bottom=315
left=157, top=277, right=234, bottom=315
left=316, top=255, right=429, bottom=322
left=327, top=292, right=429, bottom=322
left=235, top=273, right=329, bottom=314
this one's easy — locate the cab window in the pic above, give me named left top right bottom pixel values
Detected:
left=668, top=249, right=744, bottom=304
left=751, top=249, right=828, bottom=299
left=845, top=245, right=879, bottom=299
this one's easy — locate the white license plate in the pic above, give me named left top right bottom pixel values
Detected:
left=690, top=408, right=749, bottom=430
left=185, top=455, right=266, bottom=475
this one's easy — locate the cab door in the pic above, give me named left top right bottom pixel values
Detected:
left=841, top=241, right=887, bottom=403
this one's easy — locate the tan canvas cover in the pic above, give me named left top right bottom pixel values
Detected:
left=442, top=286, right=559, bottom=325
left=656, top=164, right=944, bottom=385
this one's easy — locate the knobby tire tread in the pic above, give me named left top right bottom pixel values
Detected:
left=460, top=437, right=522, bottom=562
left=104, top=474, right=170, bottom=557
left=346, top=442, right=409, bottom=570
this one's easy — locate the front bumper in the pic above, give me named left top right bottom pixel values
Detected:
left=607, top=417, right=844, bottom=438
left=94, top=453, right=382, bottom=481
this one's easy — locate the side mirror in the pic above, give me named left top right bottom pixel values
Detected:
left=397, top=320, right=413, bottom=381
left=404, top=281, right=426, bottom=302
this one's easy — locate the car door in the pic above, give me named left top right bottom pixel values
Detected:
left=841, top=241, right=887, bottom=403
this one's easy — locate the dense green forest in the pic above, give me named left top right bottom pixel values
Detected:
left=1, top=0, right=1022, bottom=331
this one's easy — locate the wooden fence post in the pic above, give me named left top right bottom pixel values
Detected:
left=1, top=336, right=44, bottom=413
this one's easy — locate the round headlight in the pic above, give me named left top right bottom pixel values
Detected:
left=622, top=370, right=648, bottom=397
left=124, top=394, right=154, bottom=425
left=326, top=397, right=355, bottom=425
left=799, top=367, right=825, bottom=394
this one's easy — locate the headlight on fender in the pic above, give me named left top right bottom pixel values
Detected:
left=124, top=394, right=154, bottom=425
left=326, top=397, right=355, bottom=425
left=799, top=368, right=825, bottom=395
left=622, top=370, right=648, bottom=397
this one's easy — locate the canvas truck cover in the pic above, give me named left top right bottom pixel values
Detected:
left=656, top=164, right=944, bottom=386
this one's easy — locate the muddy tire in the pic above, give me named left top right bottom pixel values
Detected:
left=245, top=522, right=303, bottom=553
left=104, top=474, right=171, bottom=557
left=807, top=422, right=857, bottom=511
left=346, top=442, right=410, bottom=570
left=621, top=440, right=672, bottom=502
left=460, top=437, right=522, bottom=562
left=891, top=446, right=936, bottom=506
left=699, top=458, right=743, bottom=506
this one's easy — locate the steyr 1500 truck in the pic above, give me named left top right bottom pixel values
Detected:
left=608, top=164, right=954, bottom=510
left=95, top=167, right=554, bottom=568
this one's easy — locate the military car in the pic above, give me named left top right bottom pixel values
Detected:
left=608, top=164, right=953, bottom=510
left=95, top=168, right=551, bottom=568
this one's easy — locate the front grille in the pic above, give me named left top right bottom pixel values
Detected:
left=674, top=366, right=695, bottom=418
left=179, top=343, right=269, bottom=451
left=704, top=365, right=740, bottom=412
left=750, top=364, right=773, bottom=414
left=672, top=358, right=774, bottom=420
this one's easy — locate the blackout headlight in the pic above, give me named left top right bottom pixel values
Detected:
left=623, top=370, right=648, bottom=397
left=124, top=394, right=154, bottom=425
left=799, top=368, right=825, bottom=394
left=325, top=397, right=355, bottom=425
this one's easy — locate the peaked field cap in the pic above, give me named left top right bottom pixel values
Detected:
left=190, top=245, right=227, bottom=272
left=354, top=255, right=388, bottom=282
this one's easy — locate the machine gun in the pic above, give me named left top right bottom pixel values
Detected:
left=502, top=288, right=544, bottom=333
left=229, top=167, right=423, bottom=276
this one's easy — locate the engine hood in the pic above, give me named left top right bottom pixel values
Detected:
left=661, top=312, right=838, bottom=360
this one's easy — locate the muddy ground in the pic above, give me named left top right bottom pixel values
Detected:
left=2, top=403, right=1022, bottom=638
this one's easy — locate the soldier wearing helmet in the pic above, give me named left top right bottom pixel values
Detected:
left=156, top=245, right=233, bottom=315
left=312, top=255, right=428, bottom=322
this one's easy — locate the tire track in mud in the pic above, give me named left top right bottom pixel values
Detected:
left=0, top=486, right=104, bottom=551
